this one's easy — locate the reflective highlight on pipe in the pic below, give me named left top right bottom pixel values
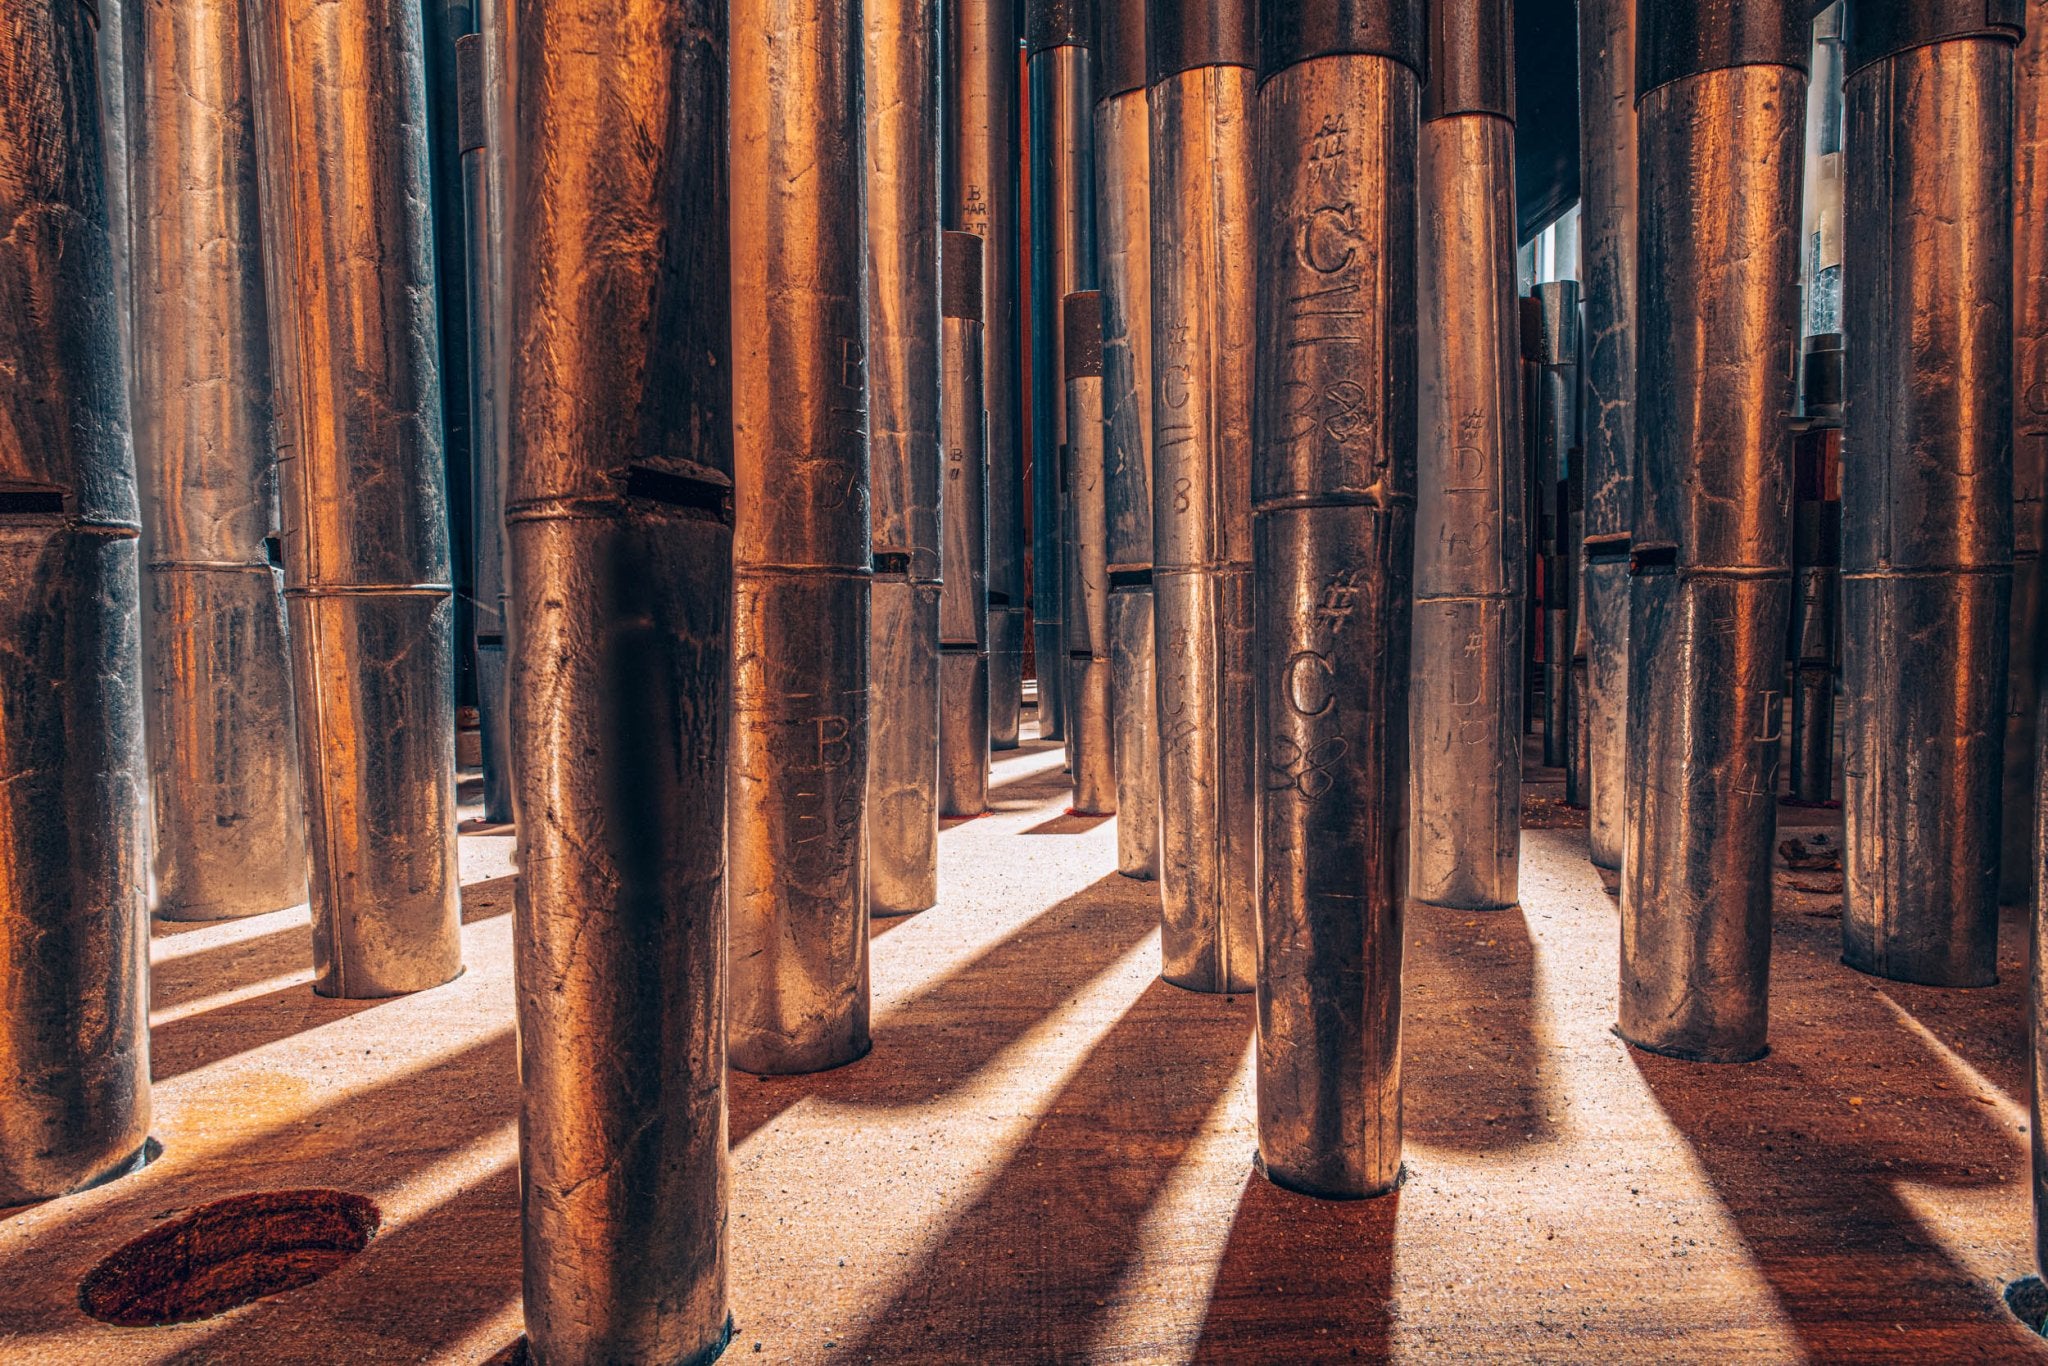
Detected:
left=940, top=232, right=991, bottom=819
left=0, top=0, right=152, bottom=1201
left=1064, top=291, right=1116, bottom=815
left=728, top=0, right=872, bottom=1075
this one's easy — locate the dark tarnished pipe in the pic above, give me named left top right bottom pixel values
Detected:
left=1533, top=280, right=1578, bottom=771
left=1253, top=0, right=1421, bottom=1199
left=1149, top=0, right=1258, bottom=995
left=2009, top=0, right=2047, bottom=905
left=507, top=0, right=732, bottom=1353
left=1064, top=291, right=1116, bottom=814
left=1566, top=464, right=1589, bottom=807
left=1619, top=0, right=1806, bottom=1063
left=0, top=0, right=152, bottom=1202
left=457, top=35, right=512, bottom=826
left=1097, top=0, right=1159, bottom=876
left=130, top=0, right=309, bottom=920
left=1789, top=335, right=1842, bottom=806
left=1029, top=0, right=1096, bottom=743
left=940, top=231, right=991, bottom=818
left=1578, top=0, right=1637, bottom=869
left=866, top=0, right=944, bottom=916
left=1841, top=1, right=2019, bottom=986
left=728, top=0, right=872, bottom=1076
left=248, top=0, right=464, bottom=997
left=948, top=0, right=1026, bottom=751
left=1410, top=0, right=1523, bottom=913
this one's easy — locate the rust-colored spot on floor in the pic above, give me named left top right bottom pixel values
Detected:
left=77, top=1189, right=380, bottom=1326
left=1521, top=790, right=1588, bottom=829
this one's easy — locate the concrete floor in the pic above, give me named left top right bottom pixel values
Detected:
left=1, top=730, right=2044, bottom=1363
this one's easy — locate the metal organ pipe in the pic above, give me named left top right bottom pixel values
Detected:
left=1252, top=0, right=1421, bottom=1199
left=2009, top=0, right=2047, bottom=904
left=130, top=0, right=309, bottom=920
left=1064, top=292, right=1117, bottom=814
left=1619, top=0, right=1806, bottom=1063
left=248, top=0, right=464, bottom=998
left=728, top=0, right=873, bottom=1075
left=506, top=0, right=733, bottom=1355
left=1840, top=0, right=2019, bottom=987
left=1097, top=0, right=1161, bottom=877
left=865, top=0, right=944, bottom=916
left=1410, top=0, right=1523, bottom=913
left=1149, top=0, right=1258, bottom=995
left=1533, top=280, right=1578, bottom=773
left=940, top=232, right=991, bottom=819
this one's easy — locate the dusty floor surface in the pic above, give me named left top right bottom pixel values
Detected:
left=1, top=730, right=2043, bottom=1363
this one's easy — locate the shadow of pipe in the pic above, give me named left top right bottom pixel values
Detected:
left=1192, top=1179, right=1397, bottom=1362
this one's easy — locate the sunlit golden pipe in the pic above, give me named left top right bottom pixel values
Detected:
left=0, top=0, right=152, bottom=1202
left=247, top=0, right=463, bottom=998
left=1251, top=0, right=1422, bottom=1201
left=130, top=0, right=309, bottom=922
left=2008, top=0, right=2047, bottom=907
left=940, top=231, right=992, bottom=818
left=728, top=0, right=872, bottom=1076
left=1840, top=2, right=2019, bottom=988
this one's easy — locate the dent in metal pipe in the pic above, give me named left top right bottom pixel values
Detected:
left=1411, top=0, right=1523, bottom=914
left=1619, top=0, right=1806, bottom=1063
left=507, top=0, right=732, bottom=1352
left=2009, top=0, right=2048, bottom=906
left=1252, top=0, right=1421, bottom=1199
left=1064, top=291, right=1116, bottom=815
left=1577, top=0, right=1637, bottom=870
left=0, top=0, right=152, bottom=1202
left=1840, top=2, right=2018, bottom=986
left=940, top=231, right=991, bottom=819
left=1789, top=335, right=1843, bottom=806
left=1532, top=280, right=1578, bottom=771
left=729, top=0, right=872, bottom=1076
left=866, top=0, right=944, bottom=916
left=948, top=0, right=1026, bottom=751
left=1029, top=3, right=1097, bottom=743
left=248, top=0, right=463, bottom=998
left=1149, top=0, right=1259, bottom=996
left=1097, top=0, right=1160, bottom=877
left=130, top=0, right=309, bottom=920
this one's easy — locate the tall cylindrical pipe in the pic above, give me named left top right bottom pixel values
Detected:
left=866, top=0, right=944, bottom=916
left=1578, top=0, right=1637, bottom=870
left=0, top=0, right=152, bottom=1202
left=1149, top=0, right=1258, bottom=995
left=1097, top=0, right=1159, bottom=877
left=1789, top=334, right=1843, bottom=805
left=1841, top=2, right=2018, bottom=986
left=1064, top=291, right=1116, bottom=814
left=1410, top=0, right=1522, bottom=914
left=1028, top=0, right=1096, bottom=743
left=458, top=34, right=512, bottom=827
left=2009, top=0, right=2047, bottom=905
left=940, top=232, right=991, bottom=818
left=249, top=0, right=464, bottom=998
left=1533, top=280, right=1578, bottom=771
left=1252, top=0, right=1421, bottom=1199
left=508, top=0, right=732, bottom=1353
left=130, top=0, right=309, bottom=920
left=1567, top=467, right=1591, bottom=809
left=729, top=0, right=871, bottom=1076
left=948, top=0, right=1026, bottom=751
left=1619, top=0, right=1806, bottom=1063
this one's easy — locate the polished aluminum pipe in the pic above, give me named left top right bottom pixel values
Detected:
left=1411, top=0, right=1522, bottom=914
left=1149, top=0, right=1257, bottom=995
left=507, top=0, right=732, bottom=1354
left=1064, top=292, right=1117, bottom=814
left=1029, top=0, right=1096, bottom=743
left=1532, top=280, right=1578, bottom=771
left=1097, top=0, right=1159, bottom=877
left=248, top=0, right=463, bottom=998
left=0, top=0, right=152, bottom=1202
left=1841, top=2, right=2018, bottom=986
left=729, top=0, right=872, bottom=1075
left=1577, top=0, right=1637, bottom=870
left=130, top=0, right=309, bottom=920
left=2010, top=0, right=2047, bottom=905
left=1619, top=0, right=1806, bottom=1064
left=940, top=232, right=991, bottom=818
left=1789, top=336, right=1843, bottom=805
left=1252, top=0, right=1420, bottom=1200
left=866, top=0, right=943, bottom=915
left=948, top=0, right=1026, bottom=750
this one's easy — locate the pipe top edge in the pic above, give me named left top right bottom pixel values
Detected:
left=1842, top=0, right=2021, bottom=76
left=944, top=232, right=985, bottom=321
left=1637, top=0, right=1810, bottom=100
left=1424, top=0, right=1513, bottom=121
left=1261, top=0, right=1426, bottom=82
left=1148, top=0, right=1257, bottom=82
left=1030, top=0, right=1095, bottom=52
left=1097, top=0, right=1149, bottom=97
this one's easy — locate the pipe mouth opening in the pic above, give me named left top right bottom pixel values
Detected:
left=78, top=1188, right=381, bottom=1326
